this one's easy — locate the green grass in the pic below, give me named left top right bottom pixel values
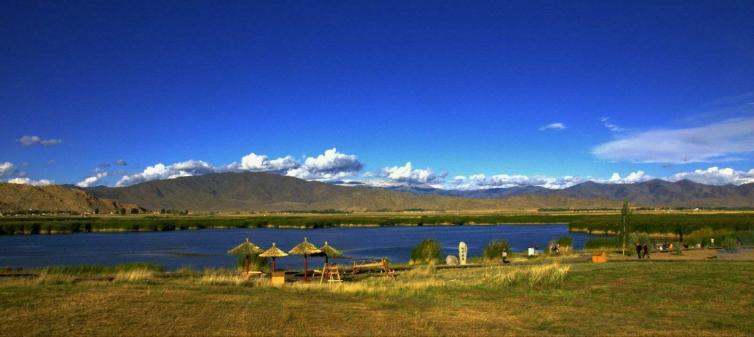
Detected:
left=0, top=260, right=752, bottom=336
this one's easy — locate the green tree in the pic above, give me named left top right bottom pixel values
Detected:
left=621, top=200, right=632, bottom=256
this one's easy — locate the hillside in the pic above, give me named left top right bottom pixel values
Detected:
left=0, top=183, right=136, bottom=214
left=548, top=179, right=754, bottom=208
left=87, top=172, right=620, bottom=212
left=6, top=173, right=748, bottom=213
left=390, top=179, right=754, bottom=208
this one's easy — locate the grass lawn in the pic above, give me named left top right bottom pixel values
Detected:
left=1, top=261, right=752, bottom=336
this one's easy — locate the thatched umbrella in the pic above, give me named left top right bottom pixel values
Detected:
left=288, top=237, right=321, bottom=281
left=259, top=242, right=288, bottom=272
left=316, top=241, right=342, bottom=264
left=227, top=238, right=262, bottom=273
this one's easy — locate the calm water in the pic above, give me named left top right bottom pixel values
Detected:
left=0, top=224, right=604, bottom=270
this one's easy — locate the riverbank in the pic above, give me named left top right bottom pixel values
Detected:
left=1, top=211, right=753, bottom=236
left=1, top=259, right=752, bottom=336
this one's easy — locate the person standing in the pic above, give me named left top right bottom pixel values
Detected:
left=635, top=241, right=643, bottom=259
left=643, top=243, right=650, bottom=259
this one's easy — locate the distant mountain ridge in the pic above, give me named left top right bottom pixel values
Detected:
left=86, top=172, right=619, bottom=212
left=389, top=179, right=754, bottom=208
left=3, top=173, right=752, bottom=214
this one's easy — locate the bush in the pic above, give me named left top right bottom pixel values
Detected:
left=556, top=236, right=573, bottom=248
left=410, top=239, right=441, bottom=264
left=483, top=240, right=510, bottom=260
left=236, top=253, right=268, bottom=271
left=628, top=232, right=651, bottom=245
left=721, top=237, right=738, bottom=252
left=672, top=241, right=683, bottom=255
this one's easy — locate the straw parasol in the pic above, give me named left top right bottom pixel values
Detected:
left=288, top=237, right=321, bottom=281
left=227, top=238, right=262, bottom=273
left=259, top=242, right=288, bottom=272
left=316, top=241, right=342, bottom=264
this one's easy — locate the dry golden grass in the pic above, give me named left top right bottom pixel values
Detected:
left=113, top=269, right=154, bottom=282
left=1, top=261, right=753, bottom=336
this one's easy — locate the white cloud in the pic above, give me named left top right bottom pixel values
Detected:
left=235, top=153, right=298, bottom=172
left=286, top=148, right=362, bottom=181
left=114, top=148, right=362, bottom=186
left=76, top=172, right=108, bottom=188
left=668, top=166, right=754, bottom=185
left=539, top=122, right=566, bottom=131
left=449, top=173, right=588, bottom=190
left=378, top=162, right=445, bottom=186
left=6, top=177, right=53, bottom=186
left=601, top=117, right=625, bottom=132
left=608, top=170, right=651, bottom=184
left=17, top=135, right=62, bottom=146
left=593, top=118, right=754, bottom=164
left=116, top=160, right=215, bottom=186
left=0, top=162, right=15, bottom=176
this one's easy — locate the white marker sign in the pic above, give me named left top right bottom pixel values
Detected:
left=458, top=241, right=468, bottom=265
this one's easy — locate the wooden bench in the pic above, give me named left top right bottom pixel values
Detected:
left=352, top=258, right=395, bottom=278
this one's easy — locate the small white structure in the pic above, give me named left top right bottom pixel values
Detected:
left=446, top=255, right=459, bottom=265
left=458, top=241, right=468, bottom=265
left=528, top=247, right=536, bottom=257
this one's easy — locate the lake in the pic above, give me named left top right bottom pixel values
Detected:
left=0, top=224, right=605, bottom=270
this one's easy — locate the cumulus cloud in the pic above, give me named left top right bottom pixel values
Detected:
left=17, top=136, right=62, bottom=146
left=113, top=148, right=363, bottom=186
left=539, top=122, right=566, bottom=131
left=608, top=170, right=651, bottom=184
left=286, top=148, right=363, bottom=181
left=449, top=173, right=588, bottom=190
left=378, top=162, right=446, bottom=186
left=601, top=117, right=625, bottom=132
left=668, top=166, right=754, bottom=186
left=6, top=177, right=53, bottom=186
left=116, top=160, right=215, bottom=186
left=234, top=153, right=298, bottom=172
left=593, top=118, right=754, bottom=164
left=0, top=162, right=15, bottom=176
left=76, top=172, right=108, bottom=188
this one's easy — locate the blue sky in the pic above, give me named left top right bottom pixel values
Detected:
left=1, top=1, right=753, bottom=189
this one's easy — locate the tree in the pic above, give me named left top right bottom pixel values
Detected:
left=621, top=200, right=632, bottom=256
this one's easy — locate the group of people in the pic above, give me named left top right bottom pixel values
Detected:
left=635, top=242, right=650, bottom=259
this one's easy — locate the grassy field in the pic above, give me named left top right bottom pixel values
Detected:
left=2, top=211, right=754, bottom=236
left=1, top=260, right=753, bottom=336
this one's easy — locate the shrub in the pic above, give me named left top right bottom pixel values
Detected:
left=556, top=236, right=573, bottom=248
left=410, top=239, right=441, bottom=264
left=628, top=232, right=651, bottom=245
left=686, top=228, right=732, bottom=247
left=236, top=253, right=268, bottom=271
left=483, top=240, right=510, bottom=260
left=721, top=237, right=738, bottom=252
left=672, top=241, right=683, bottom=255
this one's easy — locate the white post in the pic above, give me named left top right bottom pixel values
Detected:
left=458, top=242, right=467, bottom=265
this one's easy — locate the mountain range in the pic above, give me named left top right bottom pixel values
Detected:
left=2, top=172, right=753, bottom=214
left=390, top=179, right=754, bottom=208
